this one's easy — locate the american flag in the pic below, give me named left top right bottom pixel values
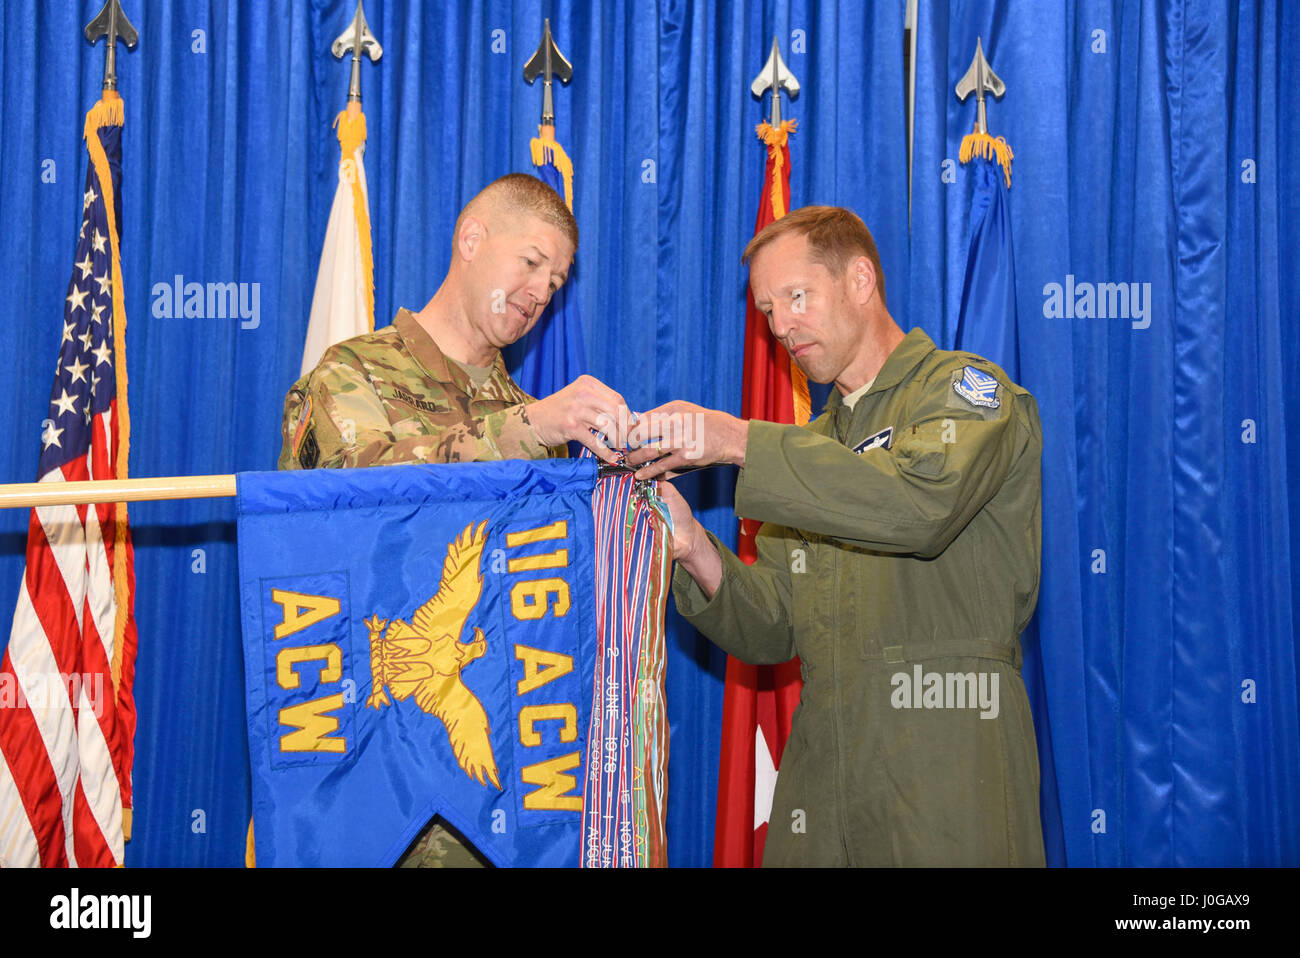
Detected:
left=0, top=99, right=137, bottom=867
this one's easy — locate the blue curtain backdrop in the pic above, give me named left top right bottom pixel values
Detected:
left=0, top=0, right=1295, bottom=866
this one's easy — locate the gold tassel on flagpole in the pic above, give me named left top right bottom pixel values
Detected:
left=959, top=129, right=1013, bottom=187
left=530, top=125, right=575, bottom=211
left=335, top=107, right=376, bottom=332
left=756, top=119, right=797, bottom=219
left=755, top=119, right=810, bottom=425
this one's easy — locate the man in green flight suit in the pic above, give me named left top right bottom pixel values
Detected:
left=628, top=206, right=1046, bottom=867
left=278, top=173, right=628, bottom=867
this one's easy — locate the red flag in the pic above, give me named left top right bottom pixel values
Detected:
left=713, top=120, right=808, bottom=867
left=0, top=94, right=138, bottom=867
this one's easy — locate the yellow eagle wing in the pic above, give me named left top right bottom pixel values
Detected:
left=414, top=672, right=502, bottom=790
left=411, top=521, right=488, bottom=640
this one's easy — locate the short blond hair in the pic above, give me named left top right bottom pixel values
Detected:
left=743, top=205, right=886, bottom=307
left=456, top=173, right=578, bottom=250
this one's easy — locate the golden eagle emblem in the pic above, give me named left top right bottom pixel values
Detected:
left=364, top=520, right=500, bottom=789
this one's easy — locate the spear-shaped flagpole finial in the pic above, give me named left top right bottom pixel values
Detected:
left=751, top=36, right=799, bottom=127
left=523, top=19, right=573, bottom=127
left=954, top=36, right=1005, bottom=135
left=332, top=0, right=382, bottom=104
left=84, top=0, right=139, bottom=92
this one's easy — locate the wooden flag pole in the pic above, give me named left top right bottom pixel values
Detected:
left=0, top=474, right=236, bottom=509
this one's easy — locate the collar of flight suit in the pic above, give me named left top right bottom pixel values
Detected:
left=822, top=326, right=938, bottom=418
left=391, top=306, right=515, bottom=400
left=821, top=327, right=938, bottom=443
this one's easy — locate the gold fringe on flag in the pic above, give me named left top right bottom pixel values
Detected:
left=756, top=119, right=797, bottom=219
left=335, top=108, right=376, bottom=332
left=959, top=129, right=1013, bottom=188
left=790, top=365, right=811, bottom=427
left=83, top=96, right=131, bottom=700
left=530, top=126, right=575, bottom=211
left=83, top=90, right=133, bottom=842
left=755, top=119, right=811, bottom=425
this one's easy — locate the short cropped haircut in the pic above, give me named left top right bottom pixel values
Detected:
left=743, top=205, right=886, bottom=307
left=456, top=173, right=578, bottom=250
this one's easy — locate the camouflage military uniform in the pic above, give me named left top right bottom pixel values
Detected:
left=278, top=306, right=565, bottom=866
left=279, top=307, right=565, bottom=471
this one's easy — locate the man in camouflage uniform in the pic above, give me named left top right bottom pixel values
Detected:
left=279, top=173, right=628, bottom=866
left=629, top=207, right=1046, bottom=866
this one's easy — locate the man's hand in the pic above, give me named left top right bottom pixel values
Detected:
left=624, top=401, right=748, bottom=480
left=655, top=479, right=722, bottom=597
left=523, top=375, right=630, bottom=462
left=655, top=478, right=704, bottom=561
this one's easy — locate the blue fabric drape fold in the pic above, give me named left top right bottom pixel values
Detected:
left=909, top=0, right=1298, bottom=866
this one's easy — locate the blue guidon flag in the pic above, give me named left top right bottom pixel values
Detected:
left=953, top=365, right=1001, bottom=409
left=239, top=459, right=601, bottom=867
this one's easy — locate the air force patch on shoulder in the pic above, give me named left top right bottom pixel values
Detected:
left=852, top=426, right=893, bottom=455
left=952, top=365, right=1001, bottom=409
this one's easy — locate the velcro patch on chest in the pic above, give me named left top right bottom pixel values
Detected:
left=951, top=365, right=1001, bottom=409
left=852, top=426, right=894, bottom=455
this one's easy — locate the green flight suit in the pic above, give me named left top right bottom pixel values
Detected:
left=674, top=328, right=1045, bottom=867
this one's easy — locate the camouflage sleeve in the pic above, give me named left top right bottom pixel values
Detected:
left=277, top=352, right=558, bottom=470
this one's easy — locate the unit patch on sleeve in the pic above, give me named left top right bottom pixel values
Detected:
left=297, top=426, right=320, bottom=469
left=291, top=395, right=314, bottom=456
left=951, top=365, right=1001, bottom=409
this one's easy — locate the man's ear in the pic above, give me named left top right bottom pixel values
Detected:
left=849, top=255, right=877, bottom=306
left=457, top=215, right=487, bottom=262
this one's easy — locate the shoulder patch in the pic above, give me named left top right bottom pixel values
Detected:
left=852, top=426, right=893, bottom=455
left=951, top=365, right=1000, bottom=409
left=297, top=424, right=320, bottom=469
left=291, top=395, right=314, bottom=458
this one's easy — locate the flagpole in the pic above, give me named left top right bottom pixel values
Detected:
left=0, top=475, right=235, bottom=509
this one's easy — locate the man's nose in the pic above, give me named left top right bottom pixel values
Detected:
left=526, top=275, right=550, bottom=308
left=768, top=304, right=794, bottom=340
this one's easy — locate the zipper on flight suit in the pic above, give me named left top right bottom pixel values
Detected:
left=832, top=397, right=863, bottom=863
